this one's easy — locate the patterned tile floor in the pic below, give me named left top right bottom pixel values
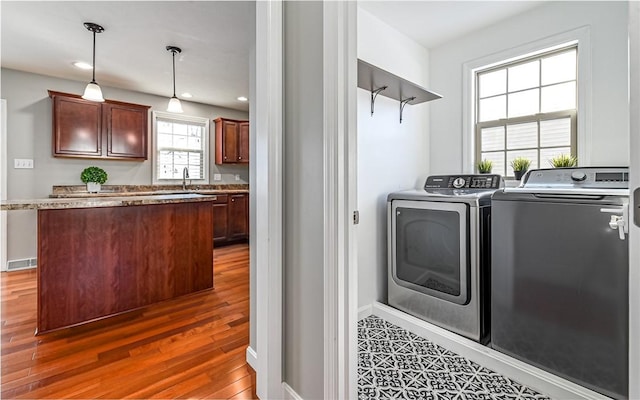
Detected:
left=358, top=316, right=551, bottom=400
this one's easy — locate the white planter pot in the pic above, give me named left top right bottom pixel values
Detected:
left=87, top=182, right=101, bottom=193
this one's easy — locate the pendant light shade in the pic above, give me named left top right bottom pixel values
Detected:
left=81, top=22, right=105, bottom=102
left=167, top=96, right=183, bottom=113
left=166, top=46, right=183, bottom=113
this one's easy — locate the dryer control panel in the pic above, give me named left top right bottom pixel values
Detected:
left=424, top=174, right=503, bottom=190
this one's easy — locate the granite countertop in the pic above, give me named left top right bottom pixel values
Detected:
left=49, top=184, right=249, bottom=198
left=1, top=184, right=249, bottom=211
left=1, top=193, right=221, bottom=211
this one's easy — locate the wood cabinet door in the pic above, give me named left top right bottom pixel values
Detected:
left=53, top=95, right=102, bottom=157
left=227, top=194, right=248, bottom=240
left=238, top=122, right=250, bottom=163
left=212, top=202, right=229, bottom=245
left=222, top=120, right=239, bottom=163
left=105, top=103, right=148, bottom=159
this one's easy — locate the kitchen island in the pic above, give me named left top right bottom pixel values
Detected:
left=2, top=193, right=218, bottom=334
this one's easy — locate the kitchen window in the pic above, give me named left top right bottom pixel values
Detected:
left=152, top=111, right=209, bottom=183
left=475, top=46, right=577, bottom=177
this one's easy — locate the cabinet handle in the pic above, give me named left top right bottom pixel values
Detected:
left=238, top=157, right=242, bottom=160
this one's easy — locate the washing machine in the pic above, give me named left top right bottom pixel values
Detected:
left=491, top=167, right=629, bottom=399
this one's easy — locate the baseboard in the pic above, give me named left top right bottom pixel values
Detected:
left=245, top=346, right=257, bottom=371
left=282, top=382, right=303, bottom=400
left=357, top=304, right=372, bottom=320
left=371, top=302, right=610, bottom=400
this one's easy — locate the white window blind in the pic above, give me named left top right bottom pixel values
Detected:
left=475, top=46, right=577, bottom=177
left=153, top=113, right=209, bottom=182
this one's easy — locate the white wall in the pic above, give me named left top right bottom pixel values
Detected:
left=283, top=2, right=325, bottom=398
left=357, top=8, right=432, bottom=309
left=429, top=1, right=629, bottom=173
left=1, top=68, right=248, bottom=261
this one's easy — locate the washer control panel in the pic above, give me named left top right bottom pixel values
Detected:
left=522, top=167, right=629, bottom=189
left=424, top=174, right=503, bottom=190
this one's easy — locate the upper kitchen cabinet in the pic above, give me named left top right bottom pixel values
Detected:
left=214, top=118, right=249, bottom=164
left=49, top=91, right=150, bottom=160
left=103, top=102, right=149, bottom=159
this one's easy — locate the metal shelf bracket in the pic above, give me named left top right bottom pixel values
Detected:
left=370, top=86, right=387, bottom=116
left=399, top=96, right=416, bottom=124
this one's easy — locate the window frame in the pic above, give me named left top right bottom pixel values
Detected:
left=461, top=27, right=591, bottom=174
left=152, top=110, right=210, bottom=184
left=474, top=45, right=578, bottom=177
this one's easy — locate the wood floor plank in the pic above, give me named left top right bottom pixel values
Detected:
left=1, top=243, right=256, bottom=399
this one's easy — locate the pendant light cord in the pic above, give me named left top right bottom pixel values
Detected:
left=91, top=29, right=97, bottom=84
left=172, top=50, right=177, bottom=97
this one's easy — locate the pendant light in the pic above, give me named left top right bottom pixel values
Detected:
left=166, top=46, right=183, bottom=113
left=81, top=22, right=105, bottom=102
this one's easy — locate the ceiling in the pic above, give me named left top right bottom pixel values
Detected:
left=1, top=1, right=543, bottom=112
left=358, top=1, right=543, bottom=49
left=1, top=1, right=254, bottom=111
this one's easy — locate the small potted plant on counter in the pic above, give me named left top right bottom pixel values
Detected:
left=81, top=166, right=108, bottom=193
left=477, top=159, right=493, bottom=174
left=510, top=157, right=531, bottom=180
left=549, top=154, right=577, bottom=168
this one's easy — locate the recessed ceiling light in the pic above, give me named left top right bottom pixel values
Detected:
left=181, top=92, right=193, bottom=98
left=73, top=61, right=93, bottom=70
left=237, top=96, right=248, bottom=102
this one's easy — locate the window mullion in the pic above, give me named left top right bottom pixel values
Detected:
left=505, top=67, right=509, bottom=119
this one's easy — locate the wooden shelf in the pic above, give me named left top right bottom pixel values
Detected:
left=357, top=59, right=442, bottom=122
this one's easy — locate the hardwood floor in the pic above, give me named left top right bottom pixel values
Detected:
left=1, top=243, right=256, bottom=399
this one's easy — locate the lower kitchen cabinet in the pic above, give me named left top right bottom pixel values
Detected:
left=227, top=194, right=249, bottom=240
left=213, top=193, right=249, bottom=246
left=212, top=198, right=229, bottom=243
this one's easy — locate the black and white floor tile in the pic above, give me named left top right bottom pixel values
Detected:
left=358, top=316, right=551, bottom=400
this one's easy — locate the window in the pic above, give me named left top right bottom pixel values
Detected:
left=475, top=46, right=577, bottom=177
left=153, top=111, right=209, bottom=183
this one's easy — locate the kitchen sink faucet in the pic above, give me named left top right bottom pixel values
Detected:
left=182, top=167, right=189, bottom=190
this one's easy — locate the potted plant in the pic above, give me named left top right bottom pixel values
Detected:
left=477, top=159, right=493, bottom=174
left=81, top=166, right=108, bottom=193
left=510, top=157, right=531, bottom=180
left=549, top=154, right=577, bottom=168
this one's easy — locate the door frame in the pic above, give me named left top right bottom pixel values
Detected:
left=321, top=2, right=358, bottom=398
left=253, top=1, right=358, bottom=398
left=254, top=1, right=284, bottom=399
left=1, top=99, right=7, bottom=271
left=627, top=2, right=639, bottom=398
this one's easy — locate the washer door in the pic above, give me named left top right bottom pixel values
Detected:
left=391, top=200, right=470, bottom=305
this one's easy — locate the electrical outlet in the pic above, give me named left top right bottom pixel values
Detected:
left=234, top=174, right=241, bottom=181
left=213, top=174, right=222, bottom=181
left=14, top=159, right=34, bottom=169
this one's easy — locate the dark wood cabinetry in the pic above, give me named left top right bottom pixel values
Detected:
left=37, top=201, right=214, bottom=333
left=212, top=195, right=229, bottom=243
left=214, top=118, right=249, bottom=164
left=49, top=91, right=150, bottom=160
left=238, top=121, right=250, bottom=162
left=104, top=102, right=148, bottom=159
left=52, top=95, right=102, bottom=157
left=228, top=193, right=249, bottom=240
left=213, top=193, right=249, bottom=246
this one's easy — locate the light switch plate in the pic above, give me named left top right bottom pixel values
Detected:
left=14, top=159, right=34, bottom=169
left=234, top=174, right=240, bottom=181
left=213, top=174, right=222, bottom=181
